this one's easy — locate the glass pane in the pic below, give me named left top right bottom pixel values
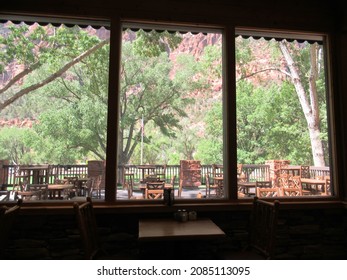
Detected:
left=0, top=20, right=110, bottom=201
left=236, top=35, right=331, bottom=198
left=117, top=25, right=224, bottom=200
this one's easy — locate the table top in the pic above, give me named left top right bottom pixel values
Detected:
left=138, top=218, right=225, bottom=241
left=301, top=178, right=326, bottom=184
left=48, top=184, right=74, bottom=190
left=238, top=181, right=256, bottom=187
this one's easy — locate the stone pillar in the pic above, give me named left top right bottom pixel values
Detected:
left=265, top=159, right=290, bottom=186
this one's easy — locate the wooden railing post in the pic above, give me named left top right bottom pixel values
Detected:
left=0, top=160, right=9, bottom=189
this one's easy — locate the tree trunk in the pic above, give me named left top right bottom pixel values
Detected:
left=279, top=41, right=325, bottom=166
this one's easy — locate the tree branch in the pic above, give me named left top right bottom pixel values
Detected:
left=236, top=67, right=291, bottom=82
left=0, top=62, right=41, bottom=95
left=0, top=38, right=110, bottom=110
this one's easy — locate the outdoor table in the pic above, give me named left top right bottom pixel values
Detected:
left=47, top=184, right=74, bottom=199
left=301, top=178, right=326, bottom=194
left=237, top=181, right=256, bottom=196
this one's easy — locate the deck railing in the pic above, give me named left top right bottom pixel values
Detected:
left=0, top=163, right=330, bottom=190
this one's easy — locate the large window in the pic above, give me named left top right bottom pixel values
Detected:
left=0, top=16, right=336, bottom=204
left=117, top=23, right=224, bottom=201
left=235, top=29, right=333, bottom=199
left=0, top=17, right=110, bottom=201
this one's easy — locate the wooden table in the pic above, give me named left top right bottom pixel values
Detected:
left=47, top=184, right=74, bottom=199
left=301, top=178, right=326, bottom=194
left=237, top=181, right=256, bottom=196
left=138, top=218, right=225, bottom=241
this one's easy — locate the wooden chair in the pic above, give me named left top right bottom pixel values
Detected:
left=155, top=164, right=167, bottom=181
left=255, top=181, right=279, bottom=197
left=248, top=197, right=280, bottom=259
left=26, top=184, right=49, bottom=200
left=0, top=199, right=22, bottom=258
left=324, top=176, right=331, bottom=195
left=237, top=163, right=247, bottom=182
left=13, top=166, right=30, bottom=192
left=63, top=176, right=79, bottom=198
left=89, top=175, right=103, bottom=199
left=164, top=175, right=176, bottom=194
left=279, top=175, right=303, bottom=196
left=222, top=197, right=280, bottom=259
left=145, top=181, right=165, bottom=199
left=73, top=197, right=101, bottom=259
left=74, top=197, right=137, bottom=259
left=212, top=163, right=223, bottom=178
left=300, top=165, right=310, bottom=178
left=205, top=173, right=222, bottom=198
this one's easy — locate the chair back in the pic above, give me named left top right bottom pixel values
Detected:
left=255, top=181, right=279, bottom=197
left=73, top=197, right=100, bottom=259
left=0, top=199, right=22, bottom=258
left=145, top=181, right=165, bottom=199
left=250, top=197, right=280, bottom=259
left=27, top=184, right=48, bottom=200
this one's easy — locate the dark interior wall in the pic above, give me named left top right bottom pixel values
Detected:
left=1, top=0, right=338, bottom=31
left=1, top=0, right=347, bottom=260
left=4, top=208, right=347, bottom=260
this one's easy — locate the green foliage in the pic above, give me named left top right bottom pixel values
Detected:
left=132, top=30, right=182, bottom=57
left=236, top=80, right=313, bottom=165
left=195, top=102, right=223, bottom=164
left=0, top=127, right=35, bottom=164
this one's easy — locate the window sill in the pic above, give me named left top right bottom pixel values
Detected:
left=3, top=197, right=345, bottom=215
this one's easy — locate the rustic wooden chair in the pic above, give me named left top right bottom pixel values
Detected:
left=248, top=197, right=280, bottom=259
left=323, top=176, right=331, bottom=195
left=280, top=175, right=303, bottom=196
left=222, top=197, right=280, bottom=259
left=145, top=181, right=165, bottom=199
left=164, top=175, right=176, bottom=195
left=26, top=184, right=49, bottom=200
left=74, top=197, right=137, bottom=259
left=155, top=164, right=167, bottom=181
left=63, top=176, right=79, bottom=198
left=73, top=197, right=101, bottom=259
left=0, top=199, right=22, bottom=258
left=255, top=181, right=279, bottom=197
left=205, top=173, right=221, bottom=198
left=300, top=165, right=310, bottom=178
left=89, top=175, right=104, bottom=199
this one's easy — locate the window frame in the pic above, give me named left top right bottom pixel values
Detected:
left=0, top=14, right=341, bottom=208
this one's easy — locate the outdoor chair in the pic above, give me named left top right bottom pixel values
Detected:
left=165, top=175, right=176, bottom=195
left=27, top=184, right=49, bottom=200
left=89, top=175, right=104, bottom=199
left=0, top=199, right=22, bottom=259
left=222, top=197, right=280, bottom=259
left=255, top=181, right=279, bottom=197
left=205, top=173, right=222, bottom=198
left=145, top=181, right=165, bottom=199
left=279, top=175, right=304, bottom=196
left=300, top=165, right=310, bottom=178
left=154, top=164, right=167, bottom=181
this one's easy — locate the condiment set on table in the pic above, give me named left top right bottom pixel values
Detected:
left=174, top=209, right=197, bottom=222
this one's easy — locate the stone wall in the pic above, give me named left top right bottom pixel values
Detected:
left=2, top=208, right=347, bottom=260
